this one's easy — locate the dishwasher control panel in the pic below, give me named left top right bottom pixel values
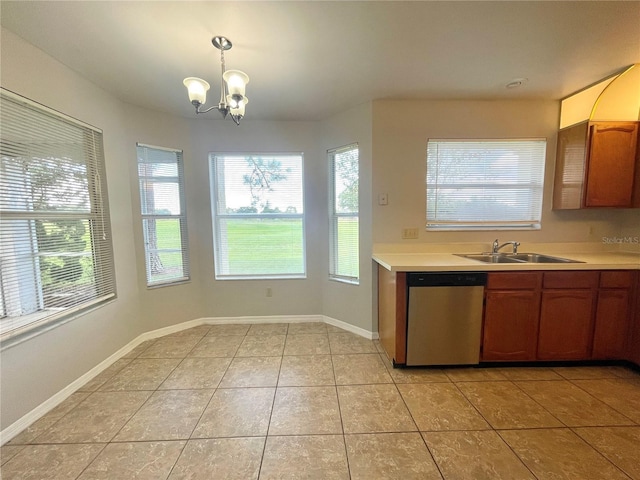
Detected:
left=407, top=272, right=487, bottom=287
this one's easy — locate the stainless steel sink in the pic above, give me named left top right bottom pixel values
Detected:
left=455, top=254, right=525, bottom=264
left=505, top=253, right=583, bottom=263
left=456, top=253, right=583, bottom=264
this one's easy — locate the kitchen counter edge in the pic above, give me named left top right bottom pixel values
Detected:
left=373, top=252, right=640, bottom=273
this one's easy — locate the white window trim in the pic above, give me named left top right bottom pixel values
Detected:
left=136, top=143, right=190, bottom=287
left=328, top=144, right=359, bottom=284
left=209, top=153, right=307, bottom=280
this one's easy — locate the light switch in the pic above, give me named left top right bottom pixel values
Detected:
left=378, top=193, right=388, bottom=205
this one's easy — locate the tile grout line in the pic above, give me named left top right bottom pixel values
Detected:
left=568, top=426, right=635, bottom=480
left=329, top=344, right=353, bottom=480
left=256, top=325, right=287, bottom=480
left=386, top=361, right=445, bottom=479
left=566, top=377, right=638, bottom=424
left=85, top=329, right=211, bottom=478
left=92, top=330, right=208, bottom=479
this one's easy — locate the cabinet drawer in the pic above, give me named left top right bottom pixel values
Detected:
left=599, top=270, right=634, bottom=289
left=487, top=272, right=542, bottom=290
left=543, top=271, right=598, bottom=289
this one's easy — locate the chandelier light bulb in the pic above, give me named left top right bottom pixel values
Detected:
left=228, top=96, right=248, bottom=114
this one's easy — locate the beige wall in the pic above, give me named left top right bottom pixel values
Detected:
left=371, top=99, right=637, bottom=249
left=320, top=102, right=374, bottom=332
left=0, top=27, right=370, bottom=430
left=121, top=102, right=328, bottom=326
left=1, top=28, right=144, bottom=429
left=187, top=118, right=326, bottom=318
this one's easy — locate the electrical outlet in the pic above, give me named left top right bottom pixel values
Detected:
left=402, top=228, right=419, bottom=239
left=378, top=193, right=388, bottom=205
left=266, top=287, right=273, bottom=297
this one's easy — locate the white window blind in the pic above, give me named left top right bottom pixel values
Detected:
left=136, top=144, right=189, bottom=286
left=0, top=89, right=115, bottom=341
left=426, top=139, right=546, bottom=230
left=329, top=144, right=359, bottom=283
left=210, top=154, right=305, bottom=279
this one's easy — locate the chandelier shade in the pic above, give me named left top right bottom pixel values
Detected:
left=229, top=96, right=248, bottom=117
left=223, top=70, right=249, bottom=98
left=183, top=77, right=211, bottom=105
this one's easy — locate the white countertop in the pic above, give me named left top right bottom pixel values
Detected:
left=373, top=251, right=640, bottom=272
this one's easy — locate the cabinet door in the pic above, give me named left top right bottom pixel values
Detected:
left=592, top=289, right=630, bottom=359
left=585, top=122, right=639, bottom=207
left=482, top=290, right=540, bottom=361
left=629, top=274, right=640, bottom=365
left=553, top=122, right=588, bottom=209
left=538, top=290, right=595, bottom=360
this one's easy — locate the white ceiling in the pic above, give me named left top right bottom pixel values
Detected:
left=2, top=1, right=639, bottom=122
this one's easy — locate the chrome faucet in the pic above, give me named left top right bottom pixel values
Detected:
left=492, top=239, right=521, bottom=254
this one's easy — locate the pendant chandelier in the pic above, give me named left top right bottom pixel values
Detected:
left=183, top=36, right=249, bottom=125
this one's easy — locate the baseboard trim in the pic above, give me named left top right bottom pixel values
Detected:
left=1, top=314, right=374, bottom=444
left=201, top=314, right=325, bottom=326
left=323, top=315, right=379, bottom=340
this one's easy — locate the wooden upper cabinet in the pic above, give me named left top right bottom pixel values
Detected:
left=553, top=121, right=589, bottom=209
left=585, top=122, right=639, bottom=207
left=553, top=121, right=640, bottom=209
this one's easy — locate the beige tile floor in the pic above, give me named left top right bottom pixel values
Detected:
left=2, top=321, right=640, bottom=479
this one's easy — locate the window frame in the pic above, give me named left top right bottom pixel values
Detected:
left=136, top=143, right=190, bottom=288
left=0, top=88, right=116, bottom=343
left=209, top=153, right=306, bottom=280
left=426, top=138, right=547, bottom=231
left=328, top=144, right=359, bottom=284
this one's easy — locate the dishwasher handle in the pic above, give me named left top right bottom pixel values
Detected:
left=407, top=272, right=487, bottom=287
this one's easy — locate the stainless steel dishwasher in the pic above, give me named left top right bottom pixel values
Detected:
left=406, top=272, right=487, bottom=366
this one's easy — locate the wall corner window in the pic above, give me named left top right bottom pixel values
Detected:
left=426, top=139, right=546, bottom=230
left=329, top=144, right=359, bottom=283
left=136, top=144, right=190, bottom=287
left=0, top=88, right=116, bottom=341
left=210, top=154, right=305, bottom=279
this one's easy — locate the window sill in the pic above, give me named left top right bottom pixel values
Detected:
left=146, top=278, right=191, bottom=290
left=215, top=274, right=307, bottom=281
left=329, top=276, right=360, bottom=286
left=0, top=294, right=116, bottom=351
left=426, top=225, right=541, bottom=232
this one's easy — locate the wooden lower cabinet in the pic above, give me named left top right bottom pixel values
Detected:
left=481, top=270, right=632, bottom=363
left=592, top=271, right=635, bottom=359
left=628, top=273, right=640, bottom=364
left=377, top=265, right=407, bottom=365
left=482, top=272, right=542, bottom=361
left=537, top=289, right=596, bottom=360
left=592, top=289, right=630, bottom=359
